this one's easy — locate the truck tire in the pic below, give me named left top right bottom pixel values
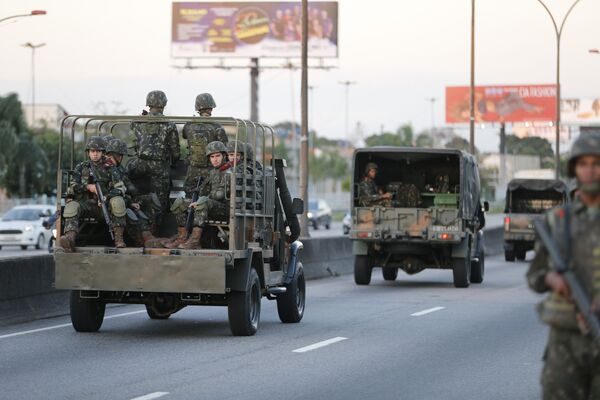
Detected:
left=452, top=254, right=471, bottom=288
left=505, top=249, right=515, bottom=262
left=354, top=255, right=372, bottom=285
left=470, top=250, right=485, bottom=284
left=70, top=290, right=105, bottom=332
left=277, top=262, right=306, bottom=323
left=382, top=267, right=398, bottom=281
left=228, top=268, right=261, bottom=336
left=35, top=234, right=44, bottom=250
left=145, top=304, right=171, bottom=320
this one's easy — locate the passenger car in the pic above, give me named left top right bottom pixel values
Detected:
left=0, top=205, right=53, bottom=250
left=307, top=199, right=332, bottom=230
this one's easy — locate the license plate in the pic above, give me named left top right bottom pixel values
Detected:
left=0, top=236, right=18, bottom=242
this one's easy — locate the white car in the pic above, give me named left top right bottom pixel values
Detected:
left=0, top=205, right=53, bottom=250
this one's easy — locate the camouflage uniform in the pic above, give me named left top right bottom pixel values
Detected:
left=230, top=141, right=263, bottom=209
left=358, top=163, right=391, bottom=207
left=181, top=93, right=228, bottom=196
left=60, top=136, right=127, bottom=250
left=129, top=90, right=180, bottom=211
left=527, top=132, right=600, bottom=400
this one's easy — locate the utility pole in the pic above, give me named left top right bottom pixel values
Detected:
left=250, top=57, right=259, bottom=121
left=299, top=0, right=310, bottom=237
left=469, top=0, right=476, bottom=154
left=338, top=80, right=356, bottom=143
left=22, top=42, right=46, bottom=128
left=426, top=97, right=437, bottom=145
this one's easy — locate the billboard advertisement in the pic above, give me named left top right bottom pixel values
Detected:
left=171, top=2, right=338, bottom=58
left=562, top=98, right=600, bottom=124
left=445, top=85, right=557, bottom=124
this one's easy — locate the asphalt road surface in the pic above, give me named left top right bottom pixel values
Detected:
left=0, top=253, right=546, bottom=400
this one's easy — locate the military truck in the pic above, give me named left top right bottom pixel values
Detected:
left=503, top=178, right=568, bottom=262
left=53, top=115, right=305, bottom=336
left=349, top=147, right=488, bottom=288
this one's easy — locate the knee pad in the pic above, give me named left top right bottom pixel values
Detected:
left=63, top=201, right=80, bottom=218
left=109, top=196, right=127, bottom=217
left=170, top=196, right=189, bottom=214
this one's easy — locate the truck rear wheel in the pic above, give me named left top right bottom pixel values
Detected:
left=452, top=255, right=471, bottom=288
left=228, top=268, right=261, bottom=336
left=505, top=249, right=515, bottom=262
left=470, top=250, right=485, bottom=284
left=354, top=255, right=372, bottom=285
left=70, top=290, right=105, bottom=332
left=145, top=304, right=172, bottom=320
left=382, top=267, right=398, bottom=281
left=277, top=262, right=306, bottom=323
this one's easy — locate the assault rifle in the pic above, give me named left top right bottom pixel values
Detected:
left=533, top=219, right=600, bottom=344
left=88, top=161, right=115, bottom=241
left=185, top=176, right=204, bottom=238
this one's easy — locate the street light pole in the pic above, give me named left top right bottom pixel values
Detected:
left=469, top=0, right=475, bottom=155
left=0, top=10, right=46, bottom=24
left=338, top=80, right=356, bottom=143
left=536, top=0, right=581, bottom=180
left=22, top=42, right=46, bottom=128
left=426, top=97, right=436, bottom=146
left=299, top=0, right=310, bottom=237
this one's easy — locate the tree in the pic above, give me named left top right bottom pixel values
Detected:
left=506, top=134, right=553, bottom=168
left=415, top=133, right=433, bottom=148
left=365, top=123, right=415, bottom=147
left=445, top=136, right=471, bottom=152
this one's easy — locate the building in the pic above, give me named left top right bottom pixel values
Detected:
left=22, top=103, right=69, bottom=130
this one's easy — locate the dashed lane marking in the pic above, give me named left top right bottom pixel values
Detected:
left=130, top=392, right=169, bottom=400
left=292, top=337, right=348, bottom=353
left=411, top=306, right=445, bottom=317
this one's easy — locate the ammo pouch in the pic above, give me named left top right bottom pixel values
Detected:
left=536, top=293, right=579, bottom=330
left=188, top=136, right=208, bottom=168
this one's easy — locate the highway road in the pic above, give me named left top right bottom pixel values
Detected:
left=0, top=253, right=545, bottom=400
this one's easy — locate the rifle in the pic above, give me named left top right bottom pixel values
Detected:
left=185, top=176, right=204, bottom=238
left=88, top=161, right=115, bottom=241
left=533, top=219, right=600, bottom=344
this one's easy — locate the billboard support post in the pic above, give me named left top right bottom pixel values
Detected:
left=299, top=0, right=310, bottom=238
left=250, top=57, right=259, bottom=121
left=499, top=122, right=506, bottom=194
left=536, top=0, right=581, bottom=179
left=469, top=0, right=475, bottom=155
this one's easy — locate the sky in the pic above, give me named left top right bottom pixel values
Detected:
left=1, top=0, right=599, bottom=153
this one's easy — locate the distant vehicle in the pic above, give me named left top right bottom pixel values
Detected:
left=342, top=212, right=351, bottom=235
left=503, top=179, right=569, bottom=262
left=0, top=205, right=53, bottom=250
left=307, top=199, right=332, bottom=230
left=43, top=212, right=59, bottom=253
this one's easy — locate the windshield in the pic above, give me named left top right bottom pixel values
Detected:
left=308, top=200, right=318, bottom=211
left=2, top=208, right=43, bottom=222
left=510, top=190, right=564, bottom=214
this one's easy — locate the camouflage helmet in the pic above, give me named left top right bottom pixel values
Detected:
left=146, top=90, right=168, bottom=108
left=85, top=136, right=106, bottom=151
left=105, top=138, right=128, bottom=156
left=195, top=93, right=216, bottom=111
left=227, top=140, right=245, bottom=154
left=365, top=162, right=378, bottom=174
left=568, top=133, right=600, bottom=178
left=206, top=140, right=227, bottom=156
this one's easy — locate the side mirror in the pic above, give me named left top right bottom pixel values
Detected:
left=291, top=198, right=304, bottom=215
left=483, top=201, right=490, bottom=212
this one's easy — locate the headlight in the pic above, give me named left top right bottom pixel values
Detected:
left=24, top=225, right=34, bottom=232
left=307, top=212, right=313, bottom=219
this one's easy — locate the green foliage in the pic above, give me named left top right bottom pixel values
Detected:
left=506, top=135, right=553, bottom=167
left=445, top=136, right=471, bottom=152
left=0, top=93, right=27, bottom=133
left=415, top=133, right=433, bottom=148
left=365, top=124, right=414, bottom=147
left=309, top=150, right=349, bottom=183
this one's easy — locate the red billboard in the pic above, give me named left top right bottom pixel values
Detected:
left=446, top=85, right=557, bottom=124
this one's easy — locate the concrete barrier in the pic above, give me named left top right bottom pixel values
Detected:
left=0, top=227, right=504, bottom=326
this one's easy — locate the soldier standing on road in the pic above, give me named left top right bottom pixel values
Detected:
left=129, top=90, right=180, bottom=216
left=358, top=163, right=392, bottom=207
left=162, top=141, right=231, bottom=250
left=527, top=132, right=600, bottom=400
left=182, top=93, right=228, bottom=196
left=59, top=136, right=127, bottom=252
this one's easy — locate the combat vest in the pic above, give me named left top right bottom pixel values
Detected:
left=133, top=113, right=172, bottom=161
left=537, top=203, right=600, bottom=330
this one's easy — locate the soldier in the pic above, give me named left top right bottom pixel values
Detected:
left=59, top=136, right=127, bottom=252
left=527, top=132, right=600, bottom=400
left=129, top=90, right=180, bottom=214
left=229, top=141, right=263, bottom=207
left=358, top=163, right=392, bottom=207
left=163, top=141, right=231, bottom=249
left=182, top=93, right=228, bottom=196
left=104, top=138, right=162, bottom=247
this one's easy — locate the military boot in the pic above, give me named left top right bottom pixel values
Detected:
left=113, top=227, right=126, bottom=248
left=178, top=227, right=202, bottom=250
left=142, top=231, right=163, bottom=248
left=162, top=227, right=188, bottom=249
left=58, top=231, right=77, bottom=253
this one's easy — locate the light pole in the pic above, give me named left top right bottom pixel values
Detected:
left=0, top=10, right=46, bottom=24
left=536, top=0, right=581, bottom=180
left=338, top=80, right=356, bottom=144
left=22, top=42, right=46, bottom=128
left=426, top=97, right=437, bottom=146
left=469, top=0, right=475, bottom=155
left=299, top=0, right=309, bottom=237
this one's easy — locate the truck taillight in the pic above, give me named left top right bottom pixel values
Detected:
left=357, top=232, right=372, bottom=238
left=504, top=216, right=511, bottom=231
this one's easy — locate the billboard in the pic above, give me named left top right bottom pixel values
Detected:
left=446, top=85, right=557, bottom=124
left=562, top=98, right=600, bottom=124
left=171, top=2, right=338, bottom=58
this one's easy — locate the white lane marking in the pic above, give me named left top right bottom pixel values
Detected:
left=0, top=310, right=146, bottom=340
left=411, top=306, right=445, bottom=317
left=292, top=337, right=348, bottom=353
left=130, top=392, right=169, bottom=400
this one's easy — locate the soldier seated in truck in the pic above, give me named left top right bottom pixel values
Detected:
left=163, top=141, right=231, bottom=249
left=358, top=162, right=392, bottom=207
